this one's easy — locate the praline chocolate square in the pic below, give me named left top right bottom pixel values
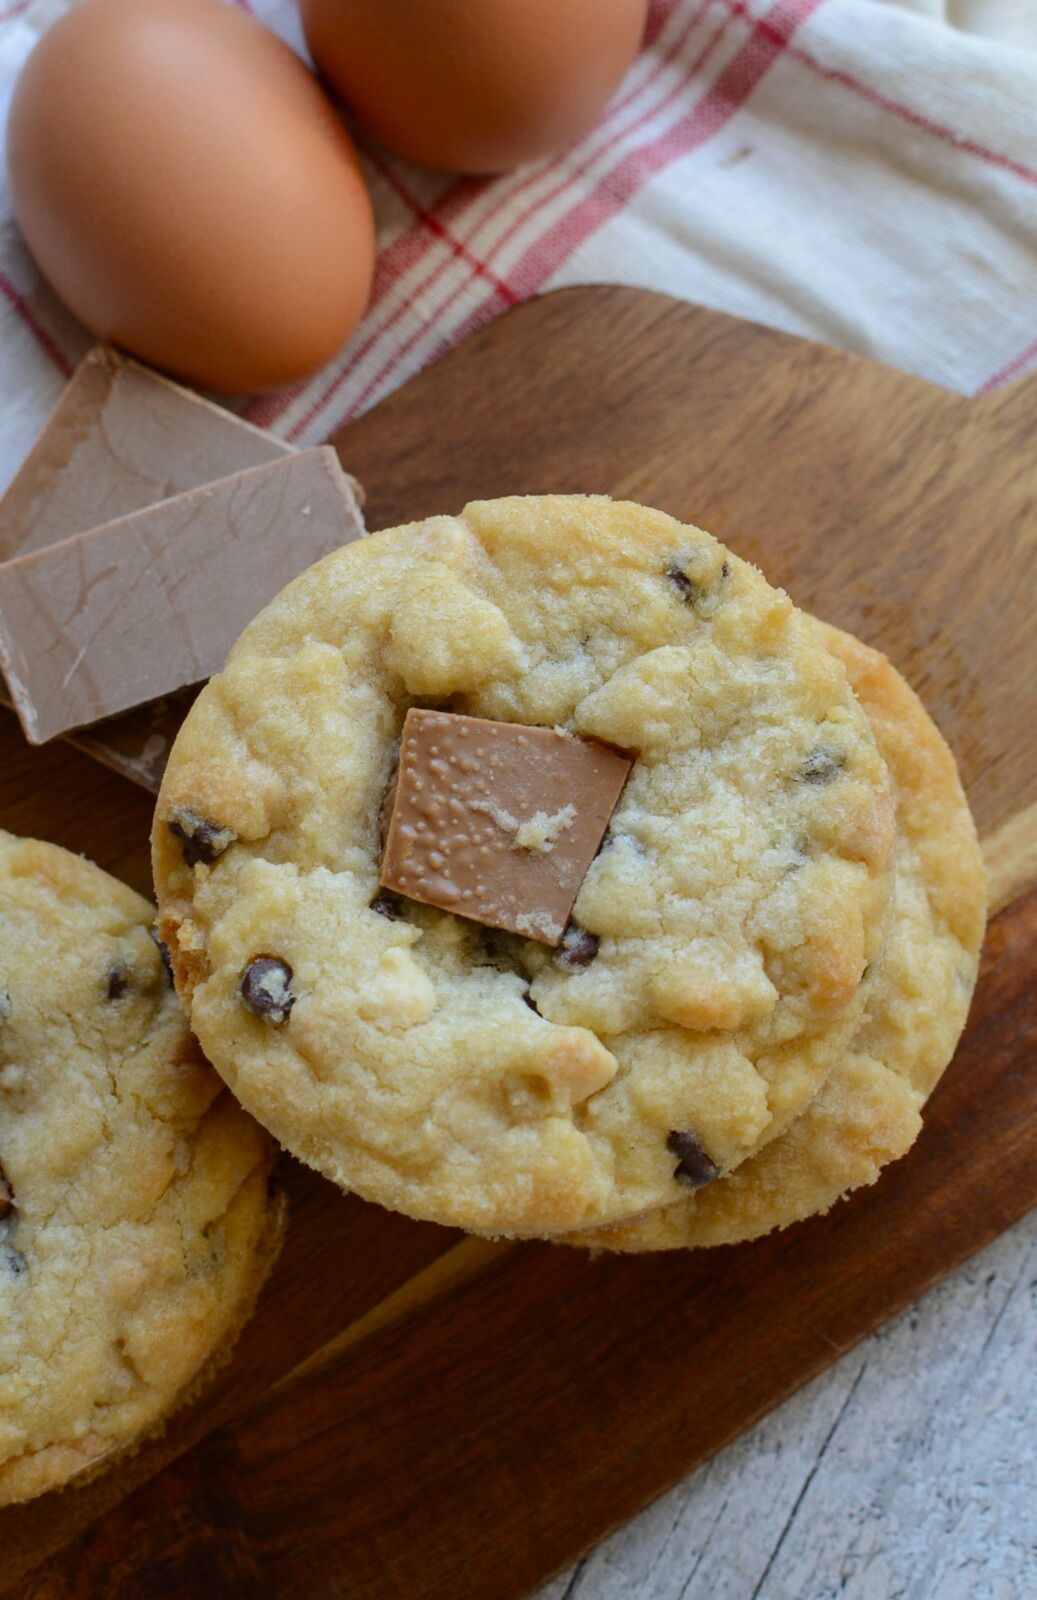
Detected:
left=379, top=708, right=633, bottom=945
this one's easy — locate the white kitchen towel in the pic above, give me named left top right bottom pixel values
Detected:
left=0, top=0, right=1033, bottom=488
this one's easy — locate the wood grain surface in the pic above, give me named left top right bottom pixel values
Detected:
left=537, top=1214, right=1037, bottom=1600
left=1, top=287, right=1034, bottom=1599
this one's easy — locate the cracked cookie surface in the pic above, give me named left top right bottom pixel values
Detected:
left=0, top=831, right=281, bottom=1505
left=154, top=496, right=895, bottom=1235
left=573, top=622, right=986, bottom=1250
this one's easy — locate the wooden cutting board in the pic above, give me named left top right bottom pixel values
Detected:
left=2, top=287, right=1035, bottom=1600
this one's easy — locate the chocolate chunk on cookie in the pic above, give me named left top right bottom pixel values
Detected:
left=665, top=562, right=700, bottom=604
left=167, top=806, right=236, bottom=867
left=380, top=709, right=632, bottom=946
left=370, top=890, right=406, bottom=921
left=667, top=1130, right=721, bottom=1188
left=239, top=957, right=295, bottom=1024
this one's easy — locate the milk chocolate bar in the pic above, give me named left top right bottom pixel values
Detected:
left=380, top=709, right=633, bottom=945
left=69, top=693, right=198, bottom=794
left=0, top=448, right=363, bottom=744
left=0, top=343, right=304, bottom=783
left=0, top=345, right=291, bottom=562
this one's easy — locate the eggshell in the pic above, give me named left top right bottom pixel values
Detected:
left=7, top=0, right=375, bottom=392
left=300, top=0, right=648, bottom=175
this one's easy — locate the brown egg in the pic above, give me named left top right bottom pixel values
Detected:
left=300, top=0, right=648, bottom=175
left=7, top=0, right=375, bottom=393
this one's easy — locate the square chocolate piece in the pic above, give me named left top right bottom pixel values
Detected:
left=0, top=344, right=292, bottom=564
left=379, top=709, right=633, bottom=945
left=0, top=447, right=363, bottom=745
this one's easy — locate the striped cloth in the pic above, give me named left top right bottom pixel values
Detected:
left=0, top=0, right=1034, bottom=487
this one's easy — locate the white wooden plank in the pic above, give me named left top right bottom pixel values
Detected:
left=539, top=1213, right=1037, bottom=1600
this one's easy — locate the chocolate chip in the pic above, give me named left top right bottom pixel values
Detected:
left=239, top=957, right=295, bottom=1024
left=370, top=890, right=405, bottom=921
left=665, top=563, right=699, bottom=603
left=667, top=1130, right=720, bottom=1188
left=150, top=929, right=174, bottom=985
left=0, top=988, right=9, bottom=1023
left=555, top=925, right=600, bottom=968
left=1, top=1171, right=22, bottom=1270
left=800, top=747, right=845, bottom=785
left=0, top=1170, right=22, bottom=1270
left=667, top=557, right=730, bottom=611
left=106, top=963, right=129, bottom=1000
left=4, top=1245, right=27, bottom=1275
left=167, top=806, right=236, bottom=867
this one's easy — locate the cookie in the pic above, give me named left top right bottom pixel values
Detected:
left=154, top=496, right=895, bottom=1235
left=573, top=622, right=985, bottom=1251
left=0, top=832, right=283, bottom=1505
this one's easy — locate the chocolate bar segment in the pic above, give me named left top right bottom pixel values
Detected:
left=0, top=447, right=364, bottom=744
left=0, top=345, right=291, bottom=562
left=379, top=709, right=633, bottom=945
left=66, top=691, right=199, bottom=793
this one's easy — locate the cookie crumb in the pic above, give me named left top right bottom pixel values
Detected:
left=513, top=805, right=577, bottom=853
left=512, top=909, right=565, bottom=944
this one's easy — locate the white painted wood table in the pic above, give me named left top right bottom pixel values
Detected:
left=539, top=1213, right=1037, bottom=1600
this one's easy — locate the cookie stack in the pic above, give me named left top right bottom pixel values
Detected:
left=151, top=496, right=985, bottom=1247
left=0, top=495, right=984, bottom=1506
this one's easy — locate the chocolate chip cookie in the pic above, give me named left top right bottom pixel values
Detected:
left=154, top=496, right=895, bottom=1235
left=0, top=832, right=283, bottom=1504
left=574, top=622, right=985, bottom=1250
